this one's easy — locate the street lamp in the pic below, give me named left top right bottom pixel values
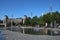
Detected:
left=5, top=19, right=7, bottom=30
left=11, top=14, right=13, bottom=31
left=50, top=5, right=53, bottom=28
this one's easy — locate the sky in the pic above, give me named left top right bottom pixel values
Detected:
left=0, top=0, right=60, bottom=19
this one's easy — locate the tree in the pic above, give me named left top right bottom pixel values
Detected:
left=39, top=11, right=60, bottom=27
left=32, top=16, right=38, bottom=25
left=38, top=16, right=45, bottom=25
left=24, top=11, right=60, bottom=27
left=24, top=17, right=31, bottom=26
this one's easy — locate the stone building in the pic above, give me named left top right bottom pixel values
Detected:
left=3, top=15, right=27, bottom=26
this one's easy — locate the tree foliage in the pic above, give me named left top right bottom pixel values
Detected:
left=24, top=11, right=60, bottom=26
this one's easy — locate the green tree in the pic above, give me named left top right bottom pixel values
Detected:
left=31, top=16, right=39, bottom=26
left=40, top=11, right=60, bottom=26
left=24, top=11, right=60, bottom=26
left=38, top=16, right=45, bottom=25
left=24, top=17, right=31, bottom=26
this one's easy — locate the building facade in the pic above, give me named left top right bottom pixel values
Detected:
left=3, top=15, right=27, bottom=26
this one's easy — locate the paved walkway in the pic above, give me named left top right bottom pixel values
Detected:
left=1, top=30, right=60, bottom=40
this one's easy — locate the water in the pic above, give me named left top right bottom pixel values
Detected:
left=0, top=27, right=60, bottom=35
left=0, top=31, right=4, bottom=40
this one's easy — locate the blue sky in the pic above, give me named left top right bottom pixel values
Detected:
left=0, top=0, right=60, bottom=19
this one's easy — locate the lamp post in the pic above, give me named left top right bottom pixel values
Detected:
left=50, top=2, right=53, bottom=35
left=5, top=19, right=7, bottom=30
left=11, top=14, right=13, bottom=31
left=31, top=11, right=32, bottom=18
left=50, top=5, right=53, bottom=28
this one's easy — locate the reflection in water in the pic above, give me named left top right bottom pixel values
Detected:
left=0, top=27, right=60, bottom=35
left=47, top=30, right=60, bottom=35
left=0, top=31, right=4, bottom=40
